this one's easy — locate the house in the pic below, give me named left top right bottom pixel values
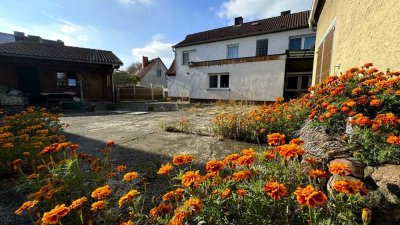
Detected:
left=167, top=10, right=316, bottom=102
left=309, top=0, right=400, bottom=85
left=0, top=31, right=122, bottom=105
left=135, top=56, right=168, bottom=88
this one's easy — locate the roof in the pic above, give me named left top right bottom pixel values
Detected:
left=175, top=10, right=311, bottom=48
left=0, top=32, right=16, bottom=44
left=0, top=41, right=123, bottom=65
left=165, top=59, right=176, bottom=76
left=135, top=58, right=167, bottom=79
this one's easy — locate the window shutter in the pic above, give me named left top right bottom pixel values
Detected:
left=315, top=27, right=335, bottom=84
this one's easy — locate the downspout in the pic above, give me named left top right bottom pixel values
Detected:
left=309, top=0, right=319, bottom=31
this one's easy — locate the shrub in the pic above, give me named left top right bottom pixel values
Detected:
left=152, top=136, right=367, bottom=225
left=212, top=97, right=310, bottom=143
left=308, top=64, right=400, bottom=165
left=0, top=107, right=63, bottom=175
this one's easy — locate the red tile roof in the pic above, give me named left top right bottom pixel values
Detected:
left=135, top=58, right=167, bottom=79
left=0, top=41, right=123, bottom=65
left=165, top=59, right=176, bottom=76
left=175, top=11, right=311, bottom=48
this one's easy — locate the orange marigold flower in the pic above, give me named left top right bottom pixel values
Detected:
left=3, top=143, right=14, bottom=148
left=294, top=185, right=327, bottom=208
left=267, top=133, right=286, bottom=146
left=70, top=197, right=87, bottom=210
left=387, top=134, right=400, bottom=145
left=116, top=165, right=127, bottom=172
left=181, top=170, right=202, bottom=188
left=238, top=154, right=255, bottom=166
left=236, top=189, right=247, bottom=197
left=264, top=150, right=276, bottom=161
left=172, top=154, right=194, bottom=166
left=232, top=170, right=251, bottom=181
left=15, top=200, right=39, bottom=215
left=278, top=143, right=304, bottom=160
left=241, top=148, right=255, bottom=156
left=221, top=188, right=232, bottom=199
left=158, top=162, right=174, bottom=176
left=205, top=160, right=224, bottom=174
left=370, top=99, right=382, bottom=107
left=120, top=220, right=134, bottom=225
left=91, top=185, right=112, bottom=200
left=289, top=138, right=304, bottom=145
left=106, top=140, right=115, bottom=146
left=309, top=169, right=329, bottom=178
left=333, top=179, right=367, bottom=195
left=352, top=88, right=362, bottom=96
left=27, top=173, right=39, bottom=180
left=123, top=171, right=139, bottom=182
left=183, top=197, right=202, bottom=212
left=263, top=181, right=288, bottom=200
left=118, top=189, right=140, bottom=207
left=363, top=63, right=373, bottom=68
left=150, top=203, right=173, bottom=218
left=329, top=162, right=352, bottom=176
left=10, top=158, right=23, bottom=169
left=42, top=204, right=70, bottom=224
left=22, top=152, right=30, bottom=157
left=91, top=200, right=106, bottom=211
left=354, top=115, right=371, bottom=126
left=223, top=153, right=240, bottom=166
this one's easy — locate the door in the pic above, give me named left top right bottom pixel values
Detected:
left=86, top=74, right=104, bottom=100
left=16, top=66, right=43, bottom=103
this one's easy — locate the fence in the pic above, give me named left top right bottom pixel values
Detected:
left=116, top=86, right=165, bottom=102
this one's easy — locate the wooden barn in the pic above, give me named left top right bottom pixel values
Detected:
left=0, top=32, right=122, bottom=106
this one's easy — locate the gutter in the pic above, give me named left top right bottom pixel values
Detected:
left=309, top=0, right=319, bottom=31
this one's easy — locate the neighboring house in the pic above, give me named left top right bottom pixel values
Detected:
left=0, top=31, right=122, bottom=105
left=309, top=0, right=400, bottom=85
left=167, top=10, right=316, bottom=101
left=135, top=56, right=168, bottom=88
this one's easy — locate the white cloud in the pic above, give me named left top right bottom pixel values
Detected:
left=218, top=0, right=312, bottom=23
left=117, top=0, right=154, bottom=5
left=132, top=34, right=174, bottom=67
left=0, top=17, right=98, bottom=47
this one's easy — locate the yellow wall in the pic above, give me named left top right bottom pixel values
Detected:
left=312, top=0, right=400, bottom=84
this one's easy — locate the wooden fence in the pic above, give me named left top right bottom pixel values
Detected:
left=116, top=86, right=165, bottom=102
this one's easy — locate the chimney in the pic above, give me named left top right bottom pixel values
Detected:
left=27, top=35, right=42, bottom=43
left=142, top=56, right=149, bottom=69
left=234, top=17, right=243, bottom=25
left=281, top=10, right=291, bottom=16
left=14, top=31, right=25, bottom=37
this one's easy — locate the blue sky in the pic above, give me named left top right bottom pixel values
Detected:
left=0, top=0, right=312, bottom=68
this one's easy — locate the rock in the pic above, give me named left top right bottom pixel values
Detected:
left=299, top=121, right=351, bottom=162
left=326, top=175, right=362, bottom=198
left=329, top=158, right=366, bottom=178
left=364, top=164, right=400, bottom=225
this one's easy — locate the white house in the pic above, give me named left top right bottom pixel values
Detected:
left=135, top=56, right=168, bottom=88
left=166, top=10, right=316, bottom=102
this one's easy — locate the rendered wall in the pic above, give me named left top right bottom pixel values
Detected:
left=312, top=0, right=400, bottom=84
left=168, top=59, right=286, bottom=101
left=140, top=60, right=168, bottom=87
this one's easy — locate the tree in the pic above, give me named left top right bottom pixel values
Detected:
left=113, top=62, right=141, bottom=87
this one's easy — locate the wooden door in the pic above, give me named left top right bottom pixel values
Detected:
left=86, top=74, right=104, bottom=100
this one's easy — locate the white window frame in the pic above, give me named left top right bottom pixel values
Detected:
left=288, top=35, right=316, bottom=50
left=208, top=73, right=230, bottom=90
left=285, top=72, right=312, bottom=92
left=182, top=51, right=190, bottom=65
left=226, top=44, right=239, bottom=59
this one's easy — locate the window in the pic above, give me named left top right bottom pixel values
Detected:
left=256, top=39, right=268, bottom=56
left=209, top=73, right=229, bottom=89
left=56, top=72, right=77, bottom=87
left=315, top=27, right=335, bottom=84
left=227, top=45, right=238, bottom=59
left=182, top=52, right=190, bottom=65
left=289, top=35, right=316, bottom=50
left=56, top=72, right=67, bottom=86
left=157, top=69, right=162, bottom=77
left=285, top=74, right=311, bottom=91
